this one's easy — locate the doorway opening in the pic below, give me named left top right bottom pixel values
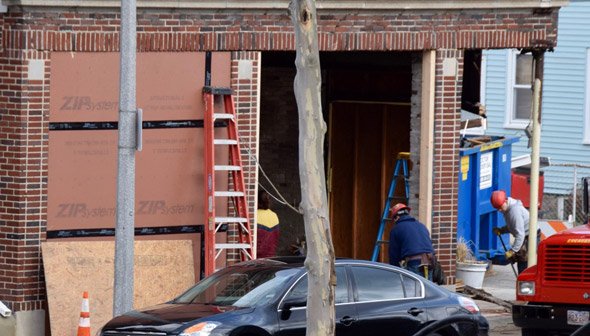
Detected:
left=260, top=51, right=413, bottom=260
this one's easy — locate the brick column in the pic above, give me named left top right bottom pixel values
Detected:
left=0, top=49, right=49, bottom=313
left=432, top=49, right=464, bottom=283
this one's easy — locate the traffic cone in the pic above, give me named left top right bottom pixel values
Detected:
left=77, top=291, right=91, bottom=336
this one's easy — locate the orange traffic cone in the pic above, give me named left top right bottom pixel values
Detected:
left=77, top=291, right=91, bottom=336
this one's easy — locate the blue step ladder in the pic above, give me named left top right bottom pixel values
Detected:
left=371, top=152, right=411, bottom=262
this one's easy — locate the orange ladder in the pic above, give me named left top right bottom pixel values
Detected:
left=203, top=86, right=253, bottom=276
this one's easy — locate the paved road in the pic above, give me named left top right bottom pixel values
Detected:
left=486, top=310, right=519, bottom=336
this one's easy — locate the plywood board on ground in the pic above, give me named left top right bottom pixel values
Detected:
left=42, top=240, right=195, bottom=336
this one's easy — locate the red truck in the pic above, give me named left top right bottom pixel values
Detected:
left=512, top=223, right=590, bottom=336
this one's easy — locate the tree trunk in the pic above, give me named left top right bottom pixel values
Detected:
left=289, top=1, right=336, bottom=336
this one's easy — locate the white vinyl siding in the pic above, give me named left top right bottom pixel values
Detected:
left=483, top=0, right=590, bottom=194
left=480, top=54, right=487, bottom=105
left=584, top=48, right=590, bottom=144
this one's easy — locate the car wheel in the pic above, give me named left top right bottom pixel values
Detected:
left=522, top=329, right=547, bottom=336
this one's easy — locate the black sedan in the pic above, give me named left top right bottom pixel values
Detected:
left=98, top=257, right=488, bottom=336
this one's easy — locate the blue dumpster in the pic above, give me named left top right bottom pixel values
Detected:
left=457, top=135, right=519, bottom=263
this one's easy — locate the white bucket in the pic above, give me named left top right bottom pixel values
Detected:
left=456, top=261, right=488, bottom=289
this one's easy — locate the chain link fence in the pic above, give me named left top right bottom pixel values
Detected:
left=539, top=163, right=590, bottom=225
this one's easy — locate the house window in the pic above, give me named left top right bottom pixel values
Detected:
left=505, top=50, right=533, bottom=129
left=585, top=48, right=590, bottom=144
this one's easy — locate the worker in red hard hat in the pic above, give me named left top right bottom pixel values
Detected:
left=388, top=203, right=435, bottom=280
left=490, top=190, right=536, bottom=274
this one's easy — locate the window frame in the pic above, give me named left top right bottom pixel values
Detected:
left=504, top=49, right=533, bottom=129
left=349, top=265, right=425, bottom=303
left=279, top=266, right=353, bottom=311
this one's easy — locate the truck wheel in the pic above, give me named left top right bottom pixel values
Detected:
left=522, top=329, right=547, bottom=336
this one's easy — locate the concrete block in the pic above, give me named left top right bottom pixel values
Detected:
left=0, top=315, right=16, bottom=336
left=16, top=310, right=44, bottom=336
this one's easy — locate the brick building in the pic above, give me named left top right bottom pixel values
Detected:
left=0, top=0, right=565, bottom=334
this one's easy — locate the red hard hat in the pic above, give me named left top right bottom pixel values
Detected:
left=490, top=190, right=507, bottom=209
left=389, top=203, right=411, bottom=218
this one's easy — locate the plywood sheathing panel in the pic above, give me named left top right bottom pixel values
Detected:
left=48, top=52, right=231, bottom=232
left=47, top=127, right=229, bottom=231
left=49, top=52, right=231, bottom=122
left=42, top=240, right=195, bottom=336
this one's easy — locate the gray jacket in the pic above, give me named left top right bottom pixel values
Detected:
left=501, top=197, right=530, bottom=252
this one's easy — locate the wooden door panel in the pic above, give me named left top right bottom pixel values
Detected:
left=329, top=106, right=355, bottom=257
left=377, top=105, right=411, bottom=262
left=353, top=109, right=383, bottom=259
left=329, top=102, right=410, bottom=260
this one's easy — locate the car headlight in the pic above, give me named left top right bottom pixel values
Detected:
left=518, top=281, right=535, bottom=296
left=179, top=322, right=221, bottom=336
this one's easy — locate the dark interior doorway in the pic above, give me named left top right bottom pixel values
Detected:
left=260, top=51, right=413, bottom=259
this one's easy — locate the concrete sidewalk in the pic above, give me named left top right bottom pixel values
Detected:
left=476, top=263, right=520, bottom=335
left=482, top=263, right=518, bottom=302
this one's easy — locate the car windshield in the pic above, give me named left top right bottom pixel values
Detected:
left=174, top=267, right=300, bottom=307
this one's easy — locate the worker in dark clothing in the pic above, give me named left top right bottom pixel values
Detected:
left=388, top=203, right=435, bottom=280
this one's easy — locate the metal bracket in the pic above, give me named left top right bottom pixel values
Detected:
left=521, top=40, right=555, bottom=54
left=136, top=108, right=143, bottom=151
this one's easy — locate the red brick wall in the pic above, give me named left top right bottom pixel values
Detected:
left=3, top=10, right=558, bottom=51
left=0, top=48, right=49, bottom=311
left=432, top=49, right=464, bottom=283
left=231, top=51, right=260, bottom=257
left=0, top=7, right=559, bottom=310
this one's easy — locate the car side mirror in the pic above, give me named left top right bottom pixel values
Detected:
left=280, top=297, right=306, bottom=320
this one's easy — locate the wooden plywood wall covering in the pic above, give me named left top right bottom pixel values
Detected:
left=42, top=240, right=195, bottom=336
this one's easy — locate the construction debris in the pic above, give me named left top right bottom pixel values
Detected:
left=462, top=285, right=513, bottom=311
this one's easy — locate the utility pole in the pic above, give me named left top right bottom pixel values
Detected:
left=528, top=78, right=541, bottom=267
left=527, top=49, right=545, bottom=267
left=114, top=0, right=140, bottom=316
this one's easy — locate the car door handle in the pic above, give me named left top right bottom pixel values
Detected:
left=340, top=316, right=357, bottom=326
left=407, top=308, right=424, bottom=316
